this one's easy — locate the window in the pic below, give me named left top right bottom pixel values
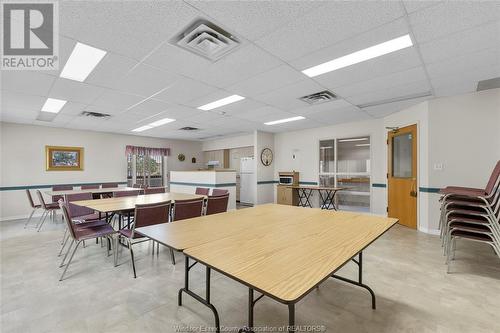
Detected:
left=127, top=153, right=165, bottom=187
left=319, top=136, right=371, bottom=212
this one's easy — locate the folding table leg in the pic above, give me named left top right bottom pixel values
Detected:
left=288, top=303, right=295, bottom=332
left=178, top=256, right=220, bottom=333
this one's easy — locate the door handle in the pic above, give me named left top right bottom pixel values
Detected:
left=410, top=180, right=417, bottom=197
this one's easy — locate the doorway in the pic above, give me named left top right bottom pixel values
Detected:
left=387, top=124, right=417, bottom=229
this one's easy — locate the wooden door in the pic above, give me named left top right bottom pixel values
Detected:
left=388, top=124, right=417, bottom=229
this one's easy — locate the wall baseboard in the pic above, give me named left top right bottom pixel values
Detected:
left=418, top=226, right=440, bottom=235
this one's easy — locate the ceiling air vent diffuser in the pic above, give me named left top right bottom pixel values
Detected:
left=171, top=19, right=240, bottom=62
left=299, top=90, right=337, bottom=105
left=80, top=111, right=111, bottom=118
left=179, top=126, right=200, bottom=131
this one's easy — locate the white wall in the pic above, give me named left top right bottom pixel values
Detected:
left=254, top=131, right=275, bottom=205
left=0, top=122, right=203, bottom=220
left=202, top=134, right=254, bottom=151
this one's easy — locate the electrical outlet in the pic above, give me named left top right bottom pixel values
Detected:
left=433, top=163, right=443, bottom=171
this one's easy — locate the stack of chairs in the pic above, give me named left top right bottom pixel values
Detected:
left=439, top=161, right=500, bottom=272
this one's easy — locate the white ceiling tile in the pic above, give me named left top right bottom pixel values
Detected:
left=253, top=79, right=325, bottom=110
left=1, top=71, right=56, bottom=96
left=60, top=1, right=201, bottom=59
left=152, top=78, right=219, bottom=105
left=346, top=80, right=431, bottom=105
left=183, top=110, right=226, bottom=124
left=419, top=21, right=500, bottom=65
left=0, top=112, right=36, bottom=124
left=333, top=67, right=429, bottom=99
left=90, top=91, right=144, bottom=115
left=288, top=99, right=355, bottom=116
left=409, top=1, right=500, bottom=43
left=127, top=99, right=171, bottom=118
left=227, top=65, right=305, bottom=97
left=50, top=114, right=74, bottom=126
left=233, top=106, right=295, bottom=123
left=1, top=90, right=46, bottom=112
left=185, top=90, right=241, bottom=108
left=116, top=64, right=180, bottom=97
left=210, top=98, right=265, bottom=116
left=256, top=1, right=405, bottom=61
left=85, top=53, right=138, bottom=89
left=145, top=42, right=282, bottom=88
left=44, top=36, right=78, bottom=77
left=306, top=106, right=372, bottom=125
left=147, top=106, right=201, bottom=121
left=362, top=96, right=431, bottom=117
left=186, top=1, right=319, bottom=41
left=402, top=1, right=443, bottom=14
left=426, top=47, right=500, bottom=80
left=264, top=118, right=322, bottom=133
left=58, top=101, right=88, bottom=116
left=49, top=79, right=107, bottom=104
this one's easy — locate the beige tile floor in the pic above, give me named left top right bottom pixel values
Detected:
left=1, top=215, right=499, bottom=333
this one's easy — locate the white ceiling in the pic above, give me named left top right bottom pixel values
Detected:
left=1, top=1, right=499, bottom=140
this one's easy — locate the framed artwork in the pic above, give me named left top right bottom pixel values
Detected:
left=45, top=146, right=84, bottom=171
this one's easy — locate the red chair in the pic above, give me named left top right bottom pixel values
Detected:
left=52, top=185, right=73, bottom=203
left=115, top=201, right=171, bottom=278
left=58, top=203, right=116, bottom=281
left=25, top=189, right=41, bottom=228
left=102, top=183, right=119, bottom=188
left=206, top=193, right=229, bottom=215
left=211, top=189, right=228, bottom=196
left=195, top=187, right=210, bottom=196
left=144, top=187, right=165, bottom=194
left=35, top=190, right=60, bottom=232
left=113, top=190, right=141, bottom=197
left=81, top=184, right=99, bottom=190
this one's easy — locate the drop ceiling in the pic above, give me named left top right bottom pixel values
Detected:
left=1, top=1, right=499, bottom=140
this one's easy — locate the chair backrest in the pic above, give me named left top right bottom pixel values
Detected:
left=172, top=198, right=204, bottom=221
left=59, top=202, right=77, bottom=240
left=144, top=187, right=165, bottom=194
left=133, top=183, right=146, bottom=188
left=195, top=187, right=210, bottom=195
left=36, top=190, right=48, bottom=209
left=81, top=184, right=99, bottom=190
left=485, top=161, right=500, bottom=196
left=211, top=189, right=228, bottom=196
left=133, top=201, right=171, bottom=233
left=52, top=185, right=73, bottom=202
left=206, top=193, right=229, bottom=215
left=102, top=183, right=119, bottom=188
left=64, top=192, right=94, bottom=218
left=113, top=190, right=141, bottom=197
left=26, top=189, right=37, bottom=208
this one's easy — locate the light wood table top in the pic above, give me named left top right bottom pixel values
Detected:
left=45, top=186, right=138, bottom=196
left=72, top=192, right=205, bottom=213
left=137, top=204, right=397, bottom=303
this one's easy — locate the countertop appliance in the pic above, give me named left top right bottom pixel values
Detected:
left=240, top=157, right=255, bottom=205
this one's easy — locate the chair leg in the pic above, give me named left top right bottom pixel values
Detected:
left=114, top=236, right=119, bottom=266
left=60, top=239, right=75, bottom=267
left=60, top=227, right=68, bottom=245
left=157, top=242, right=159, bottom=256
left=60, top=241, right=81, bottom=281
left=128, top=239, right=137, bottom=278
left=37, top=211, right=49, bottom=232
left=170, top=248, right=176, bottom=265
left=58, top=232, right=70, bottom=257
left=24, top=208, right=37, bottom=228
left=35, top=210, right=47, bottom=228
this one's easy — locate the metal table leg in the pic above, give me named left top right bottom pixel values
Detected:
left=331, top=252, right=376, bottom=309
left=178, top=256, right=221, bottom=333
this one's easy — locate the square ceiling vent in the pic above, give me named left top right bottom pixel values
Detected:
left=171, top=19, right=240, bottom=62
left=299, top=90, right=337, bottom=105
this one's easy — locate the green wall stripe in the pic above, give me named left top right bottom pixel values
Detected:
left=419, top=187, right=441, bottom=193
left=300, top=181, right=318, bottom=185
left=372, top=183, right=387, bottom=188
left=0, top=181, right=127, bottom=191
left=257, top=180, right=277, bottom=185
left=169, top=181, right=236, bottom=188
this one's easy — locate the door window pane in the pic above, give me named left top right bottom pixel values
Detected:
left=392, top=133, right=412, bottom=178
left=319, top=140, right=335, bottom=173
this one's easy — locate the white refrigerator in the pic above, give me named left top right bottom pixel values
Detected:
left=239, top=157, right=255, bottom=205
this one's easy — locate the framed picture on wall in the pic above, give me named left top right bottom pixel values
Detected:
left=45, top=146, right=84, bottom=171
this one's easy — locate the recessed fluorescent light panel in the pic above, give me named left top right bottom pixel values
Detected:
left=197, top=95, right=245, bottom=111
left=149, top=118, right=176, bottom=127
left=132, top=125, right=153, bottom=132
left=356, top=144, right=371, bottom=147
left=264, top=116, right=305, bottom=126
left=338, top=138, right=368, bottom=142
left=302, top=34, right=413, bottom=77
left=132, top=117, right=176, bottom=132
left=41, top=98, right=67, bottom=113
left=60, top=42, right=107, bottom=82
